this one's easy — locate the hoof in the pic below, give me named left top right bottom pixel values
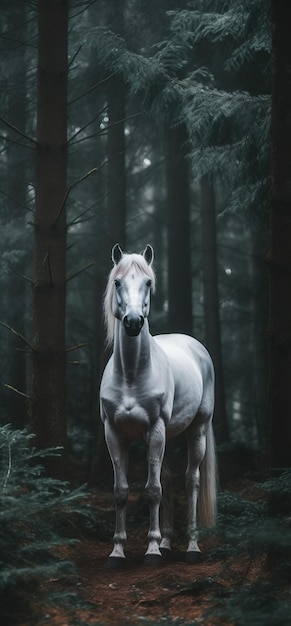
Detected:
left=160, top=547, right=172, bottom=561
left=185, top=550, right=202, bottom=564
left=144, top=553, right=163, bottom=567
left=107, top=556, right=126, bottom=569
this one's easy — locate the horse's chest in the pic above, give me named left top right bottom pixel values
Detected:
left=101, top=390, right=162, bottom=439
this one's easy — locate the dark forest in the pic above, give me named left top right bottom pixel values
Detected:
left=0, top=1, right=290, bottom=625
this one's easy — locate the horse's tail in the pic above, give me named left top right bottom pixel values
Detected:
left=198, top=421, right=217, bottom=527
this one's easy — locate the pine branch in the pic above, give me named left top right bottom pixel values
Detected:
left=0, top=423, right=93, bottom=619
left=0, top=132, right=35, bottom=150
left=70, top=0, right=98, bottom=20
left=2, top=440, right=12, bottom=491
left=0, top=188, right=30, bottom=211
left=10, top=267, right=34, bottom=284
left=67, top=105, right=108, bottom=143
left=65, top=343, right=87, bottom=353
left=54, top=167, right=99, bottom=226
left=0, top=114, right=37, bottom=145
left=69, top=72, right=115, bottom=105
left=4, top=384, right=30, bottom=399
left=67, top=44, right=83, bottom=71
left=47, top=250, right=53, bottom=286
left=0, top=321, right=35, bottom=352
left=67, top=206, right=95, bottom=228
left=69, top=111, right=141, bottom=146
left=66, top=262, right=95, bottom=283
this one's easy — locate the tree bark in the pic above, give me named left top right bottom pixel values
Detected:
left=5, top=3, right=29, bottom=428
left=200, top=175, right=229, bottom=444
left=107, top=74, right=127, bottom=249
left=166, top=124, right=192, bottom=335
left=268, top=1, right=291, bottom=469
left=30, top=0, right=68, bottom=478
left=251, top=232, right=268, bottom=447
left=94, top=0, right=127, bottom=485
left=106, top=0, right=126, bottom=249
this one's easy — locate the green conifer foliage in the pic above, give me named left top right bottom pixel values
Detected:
left=199, top=472, right=291, bottom=625
left=0, top=424, right=91, bottom=623
left=168, top=0, right=271, bottom=224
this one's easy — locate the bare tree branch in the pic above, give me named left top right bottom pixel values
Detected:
left=10, top=267, right=34, bottom=285
left=67, top=105, right=107, bottom=143
left=65, top=342, right=87, bottom=353
left=53, top=166, right=99, bottom=225
left=66, top=262, right=95, bottom=282
left=0, top=132, right=35, bottom=150
left=4, top=384, right=30, bottom=399
left=0, top=114, right=37, bottom=145
left=0, top=321, right=35, bottom=352
left=68, top=73, right=115, bottom=105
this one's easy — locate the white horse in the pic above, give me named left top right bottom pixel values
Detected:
left=100, top=244, right=217, bottom=566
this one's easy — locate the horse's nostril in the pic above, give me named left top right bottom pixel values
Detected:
left=123, top=313, right=144, bottom=335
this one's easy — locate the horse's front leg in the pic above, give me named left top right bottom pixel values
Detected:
left=145, top=418, right=166, bottom=564
left=104, top=421, right=129, bottom=566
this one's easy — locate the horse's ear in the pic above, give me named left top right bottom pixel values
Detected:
left=112, top=243, right=123, bottom=265
left=143, top=244, right=154, bottom=266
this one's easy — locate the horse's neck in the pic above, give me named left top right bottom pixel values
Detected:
left=113, top=319, right=152, bottom=384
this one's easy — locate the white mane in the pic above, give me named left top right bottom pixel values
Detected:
left=104, top=253, right=156, bottom=346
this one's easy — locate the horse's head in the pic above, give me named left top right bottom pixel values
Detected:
left=110, top=243, right=155, bottom=337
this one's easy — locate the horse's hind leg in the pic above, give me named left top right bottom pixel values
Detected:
left=160, top=457, right=174, bottom=555
left=185, top=419, right=207, bottom=563
left=104, top=421, right=129, bottom=566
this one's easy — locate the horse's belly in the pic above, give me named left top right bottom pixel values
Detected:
left=166, top=382, right=203, bottom=438
left=166, top=405, right=200, bottom=438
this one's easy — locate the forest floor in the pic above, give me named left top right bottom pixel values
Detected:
left=17, top=478, right=272, bottom=626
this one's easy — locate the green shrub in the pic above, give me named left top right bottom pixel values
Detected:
left=0, top=424, right=91, bottom=623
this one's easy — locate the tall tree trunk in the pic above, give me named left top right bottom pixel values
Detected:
left=107, top=75, right=126, bottom=249
left=251, top=232, right=268, bottom=447
left=200, top=175, right=229, bottom=444
left=106, top=0, right=126, bottom=250
left=268, top=1, right=291, bottom=469
left=6, top=3, right=29, bottom=428
left=96, top=71, right=127, bottom=484
left=94, top=0, right=127, bottom=485
left=30, top=0, right=68, bottom=478
left=166, top=124, right=192, bottom=335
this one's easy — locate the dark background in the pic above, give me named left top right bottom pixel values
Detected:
left=0, top=0, right=288, bottom=484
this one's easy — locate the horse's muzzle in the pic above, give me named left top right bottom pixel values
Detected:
left=123, top=313, right=144, bottom=336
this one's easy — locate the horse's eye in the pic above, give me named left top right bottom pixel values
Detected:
left=146, top=279, right=152, bottom=288
left=115, top=279, right=121, bottom=288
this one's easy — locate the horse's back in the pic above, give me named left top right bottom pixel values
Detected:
left=153, top=333, right=213, bottom=379
left=153, top=333, right=214, bottom=436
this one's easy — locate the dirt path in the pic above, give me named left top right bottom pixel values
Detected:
left=65, top=536, right=225, bottom=625
left=25, top=489, right=265, bottom=626
left=38, top=536, right=229, bottom=626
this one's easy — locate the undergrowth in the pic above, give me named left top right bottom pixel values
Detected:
left=138, top=471, right=291, bottom=626
left=199, top=469, right=291, bottom=625
left=1, top=424, right=290, bottom=626
left=0, top=424, right=93, bottom=625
